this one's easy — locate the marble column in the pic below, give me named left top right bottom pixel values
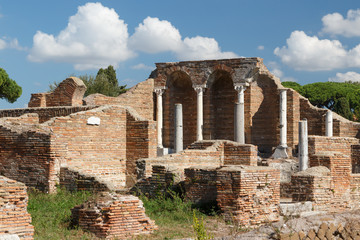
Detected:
left=234, top=83, right=247, bottom=144
left=272, top=89, right=289, bottom=158
left=299, top=119, right=308, bottom=171
left=325, top=110, right=333, bottom=137
left=193, top=84, right=206, bottom=141
left=174, top=103, right=183, bottom=153
left=154, top=87, right=166, bottom=148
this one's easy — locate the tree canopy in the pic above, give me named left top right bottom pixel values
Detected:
left=49, top=65, right=127, bottom=97
left=282, top=81, right=360, bottom=121
left=0, top=68, right=22, bottom=103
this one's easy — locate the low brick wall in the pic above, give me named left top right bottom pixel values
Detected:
left=184, top=167, right=218, bottom=205
left=0, top=176, right=34, bottom=239
left=223, top=143, right=257, bottom=165
left=71, top=192, right=157, bottom=239
left=290, top=167, right=332, bottom=211
left=216, top=165, right=280, bottom=227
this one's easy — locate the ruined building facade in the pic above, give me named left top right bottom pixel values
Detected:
left=2, top=58, right=360, bottom=237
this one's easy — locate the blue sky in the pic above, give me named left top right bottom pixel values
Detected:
left=1, top=0, right=360, bottom=109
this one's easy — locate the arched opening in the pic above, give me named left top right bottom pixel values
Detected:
left=206, top=70, right=236, bottom=140
left=163, top=71, right=197, bottom=149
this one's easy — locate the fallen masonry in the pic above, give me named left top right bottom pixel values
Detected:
left=1, top=58, right=360, bottom=238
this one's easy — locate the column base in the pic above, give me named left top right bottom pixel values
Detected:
left=271, top=146, right=292, bottom=159
left=157, top=147, right=173, bottom=156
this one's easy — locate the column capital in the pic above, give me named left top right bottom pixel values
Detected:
left=192, top=84, right=206, bottom=94
left=233, top=82, right=249, bottom=92
left=279, top=88, right=288, bottom=93
left=154, top=86, right=166, bottom=96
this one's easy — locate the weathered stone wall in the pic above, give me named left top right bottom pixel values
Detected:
left=216, top=165, right=280, bottom=227
left=0, top=176, right=34, bottom=239
left=352, top=145, right=360, bottom=173
left=71, top=192, right=157, bottom=239
left=28, top=77, right=86, bottom=107
left=84, top=78, right=155, bottom=120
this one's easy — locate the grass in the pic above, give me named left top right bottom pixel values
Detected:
left=27, top=187, right=97, bottom=240
left=27, top=188, right=237, bottom=239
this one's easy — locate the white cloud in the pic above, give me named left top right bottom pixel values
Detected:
left=274, top=31, right=350, bottom=71
left=321, top=9, right=360, bottom=37
left=257, top=45, right=264, bottom=50
left=328, top=71, right=360, bottom=82
left=28, top=2, right=135, bottom=70
left=0, top=37, right=25, bottom=51
left=129, top=17, right=182, bottom=54
left=130, top=16, right=238, bottom=61
left=0, top=39, right=6, bottom=50
left=177, top=36, right=238, bottom=61
left=282, top=77, right=297, bottom=82
left=131, top=63, right=154, bottom=70
left=267, top=61, right=297, bottom=82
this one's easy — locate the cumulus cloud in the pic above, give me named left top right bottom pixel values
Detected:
left=321, top=9, right=360, bottom=37
left=28, top=3, right=237, bottom=70
left=130, top=16, right=238, bottom=61
left=274, top=31, right=351, bottom=71
left=267, top=61, right=297, bottom=82
left=328, top=71, right=360, bottom=82
left=129, top=17, right=182, bottom=54
left=257, top=45, right=264, bottom=50
left=131, top=63, right=154, bottom=70
left=28, top=2, right=135, bottom=70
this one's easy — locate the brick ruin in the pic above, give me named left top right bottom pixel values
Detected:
left=1, top=58, right=360, bottom=238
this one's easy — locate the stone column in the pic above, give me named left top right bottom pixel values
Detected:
left=154, top=87, right=166, bottom=148
left=272, top=89, right=289, bottom=158
left=174, top=103, right=183, bottom=153
left=299, top=119, right=308, bottom=171
left=234, top=84, right=247, bottom=144
left=193, top=84, right=206, bottom=141
left=325, top=110, right=333, bottom=137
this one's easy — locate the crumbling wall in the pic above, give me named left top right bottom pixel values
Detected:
left=0, top=106, right=97, bottom=123
left=216, top=165, right=280, bottom=227
left=71, top=192, right=157, bottom=239
left=0, top=118, right=56, bottom=192
left=290, top=167, right=332, bottom=211
left=300, top=136, right=360, bottom=210
left=136, top=140, right=257, bottom=181
left=84, top=78, right=155, bottom=120
left=0, top=176, right=34, bottom=239
left=28, top=77, right=86, bottom=107
left=184, top=167, right=218, bottom=205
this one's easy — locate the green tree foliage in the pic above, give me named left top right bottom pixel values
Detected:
left=49, top=65, right=127, bottom=97
left=282, top=81, right=360, bottom=121
left=0, top=68, right=22, bottom=103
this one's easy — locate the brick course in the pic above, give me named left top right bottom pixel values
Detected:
left=0, top=176, right=34, bottom=239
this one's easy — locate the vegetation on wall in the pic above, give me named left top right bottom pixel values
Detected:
left=0, top=67, right=22, bottom=103
left=282, top=81, right=360, bottom=121
left=49, top=65, right=127, bottom=97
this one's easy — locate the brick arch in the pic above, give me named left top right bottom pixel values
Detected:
left=203, top=69, right=236, bottom=140
left=163, top=70, right=197, bottom=149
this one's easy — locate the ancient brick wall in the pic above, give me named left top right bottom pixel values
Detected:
left=28, top=77, right=86, bottom=107
left=333, top=117, right=360, bottom=138
left=84, top=78, right=155, bottom=120
left=216, top=165, right=280, bottom=227
left=126, top=109, right=157, bottom=186
left=0, top=176, right=34, bottom=239
left=137, top=140, right=257, bottom=182
left=350, top=174, right=360, bottom=208
left=287, top=89, right=300, bottom=149
left=184, top=167, right=218, bottom=206
left=290, top=167, right=332, bottom=211
left=305, top=136, right=360, bottom=210
left=299, top=98, right=327, bottom=136
left=0, top=119, right=55, bottom=192
left=352, top=145, right=360, bottom=173
left=0, top=106, right=97, bottom=123
left=71, top=192, right=157, bottom=239
left=223, top=143, right=257, bottom=165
